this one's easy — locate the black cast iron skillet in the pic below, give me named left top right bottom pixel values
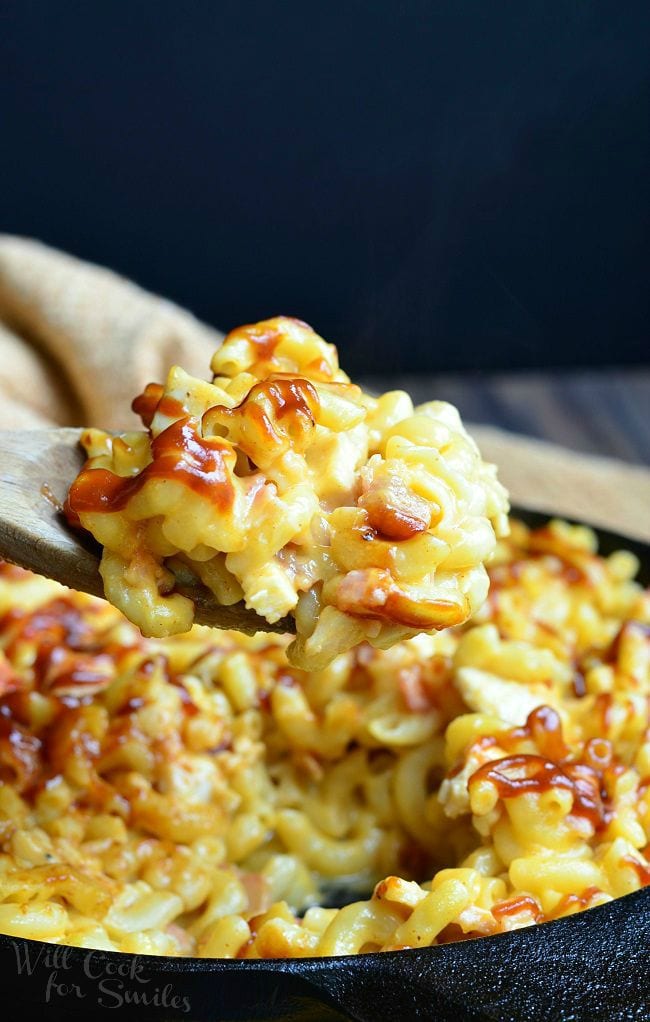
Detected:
left=0, top=509, right=648, bottom=1021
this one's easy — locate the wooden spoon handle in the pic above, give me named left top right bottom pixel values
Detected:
left=0, top=427, right=105, bottom=597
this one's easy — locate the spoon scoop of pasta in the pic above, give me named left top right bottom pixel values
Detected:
left=0, top=318, right=509, bottom=668
left=0, top=427, right=293, bottom=635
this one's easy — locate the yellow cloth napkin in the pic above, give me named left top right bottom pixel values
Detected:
left=1, top=235, right=648, bottom=541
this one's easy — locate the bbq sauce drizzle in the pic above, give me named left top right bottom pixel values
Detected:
left=467, top=705, right=622, bottom=833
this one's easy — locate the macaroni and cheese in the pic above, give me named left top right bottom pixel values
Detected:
left=0, top=517, right=647, bottom=956
left=65, top=317, right=509, bottom=670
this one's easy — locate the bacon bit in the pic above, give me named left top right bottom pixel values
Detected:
left=336, top=568, right=467, bottom=630
left=359, top=480, right=433, bottom=541
left=165, top=923, right=195, bottom=955
left=492, top=895, right=544, bottom=923
left=241, top=872, right=271, bottom=916
left=386, top=588, right=465, bottom=629
left=398, top=666, right=437, bottom=713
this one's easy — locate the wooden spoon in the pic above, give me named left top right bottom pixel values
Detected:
left=0, top=428, right=294, bottom=636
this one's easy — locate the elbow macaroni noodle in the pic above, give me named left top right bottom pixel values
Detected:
left=0, top=516, right=648, bottom=956
left=65, top=316, right=509, bottom=670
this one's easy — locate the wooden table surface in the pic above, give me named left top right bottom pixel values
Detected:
left=361, top=367, right=650, bottom=466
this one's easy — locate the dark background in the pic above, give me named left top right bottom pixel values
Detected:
left=1, top=1, right=648, bottom=374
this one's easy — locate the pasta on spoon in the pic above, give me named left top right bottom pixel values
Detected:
left=65, top=317, right=509, bottom=668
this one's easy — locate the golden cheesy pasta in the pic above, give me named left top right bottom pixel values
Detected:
left=0, top=517, right=647, bottom=956
left=65, top=316, right=509, bottom=670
